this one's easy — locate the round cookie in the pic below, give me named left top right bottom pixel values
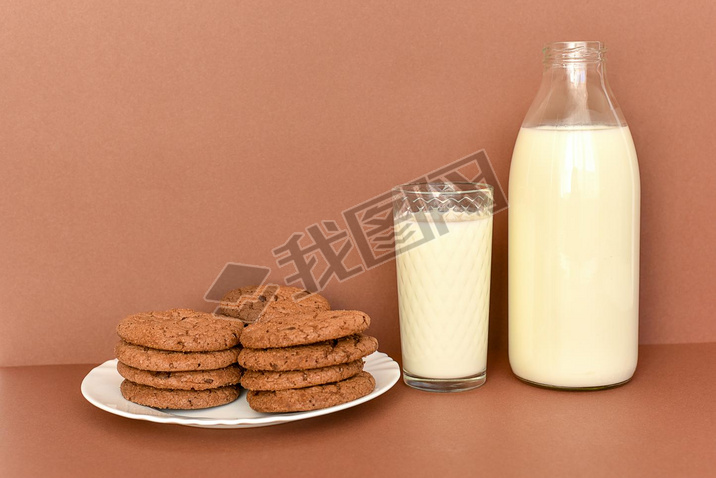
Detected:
left=116, top=309, right=243, bottom=352
left=120, top=380, right=240, bottom=410
left=241, top=360, right=364, bottom=391
left=240, top=310, right=370, bottom=349
left=218, top=285, right=330, bottom=323
left=246, top=371, right=376, bottom=413
left=116, top=362, right=242, bottom=391
left=115, top=341, right=240, bottom=372
left=238, top=334, right=378, bottom=371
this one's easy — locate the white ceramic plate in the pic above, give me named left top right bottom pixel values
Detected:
left=81, top=352, right=400, bottom=428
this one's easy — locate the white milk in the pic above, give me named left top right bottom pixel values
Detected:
left=509, top=126, right=640, bottom=388
left=395, top=212, right=493, bottom=379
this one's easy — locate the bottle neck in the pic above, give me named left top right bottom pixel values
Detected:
left=522, top=42, right=626, bottom=129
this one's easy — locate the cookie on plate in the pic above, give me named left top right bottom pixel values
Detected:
left=115, top=340, right=240, bottom=372
left=246, top=371, right=376, bottom=413
left=240, top=310, right=370, bottom=349
left=218, top=285, right=330, bottom=323
left=117, top=309, right=243, bottom=352
left=116, top=362, right=242, bottom=391
left=241, top=360, right=364, bottom=391
left=120, top=380, right=240, bottom=410
left=238, top=334, right=379, bottom=372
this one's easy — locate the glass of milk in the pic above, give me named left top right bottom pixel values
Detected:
left=392, top=182, right=493, bottom=392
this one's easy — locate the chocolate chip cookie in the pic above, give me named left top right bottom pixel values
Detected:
left=120, top=380, right=240, bottom=410
left=116, top=362, right=242, bottom=391
left=218, top=285, right=330, bottom=323
left=246, top=371, right=376, bottom=413
left=241, top=360, right=364, bottom=391
left=117, top=309, right=243, bottom=352
left=238, top=334, right=378, bottom=371
left=115, top=341, right=240, bottom=372
left=240, top=310, right=370, bottom=349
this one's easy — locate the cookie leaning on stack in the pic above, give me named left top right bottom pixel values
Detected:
left=115, top=309, right=244, bottom=410
left=238, top=309, right=379, bottom=413
left=217, top=285, right=331, bottom=323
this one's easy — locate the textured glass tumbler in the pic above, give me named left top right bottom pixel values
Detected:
left=393, top=182, right=493, bottom=392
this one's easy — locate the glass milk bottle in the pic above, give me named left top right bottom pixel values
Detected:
left=508, top=41, right=641, bottom=389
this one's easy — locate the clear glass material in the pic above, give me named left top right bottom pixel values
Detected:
left=393, top=182, right=493, bottom=392
left=523, top=41, right=625, bottom=128
left=508, top=41, right=641, bottom=390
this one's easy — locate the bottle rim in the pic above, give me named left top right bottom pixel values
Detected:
left=543, top=41, right=606, bottom=64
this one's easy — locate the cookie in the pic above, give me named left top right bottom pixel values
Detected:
left=238, top=334, right=378, bottom=371
left=116, top=309, right=243, bottom=352
left=240, top=310, right=370, bottom=349
left=246, top=371, right=376, bottom=413
left=241, top=360, right=364, bottom=391
left=115, top=341, right=240, bottom=372
left=218, top=285, right=330, bottom=322
left=120, top=380, right=240, bottom=410
left=116, top=362, right=242, bottom=391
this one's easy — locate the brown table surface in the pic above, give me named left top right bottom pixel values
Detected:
left=2, top=343, right=715, bottom=478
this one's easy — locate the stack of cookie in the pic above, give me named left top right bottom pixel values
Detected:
left=237, top=309, right=379, bottom=413
left=115, top=309, right=244, bottom=410
left=219, top=285, right=379, bottom=412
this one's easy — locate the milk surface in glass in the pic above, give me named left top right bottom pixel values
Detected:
left=396, top=210, right=493, bottom=380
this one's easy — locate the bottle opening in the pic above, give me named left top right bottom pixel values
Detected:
left=543, top=41, right=606, bottom=64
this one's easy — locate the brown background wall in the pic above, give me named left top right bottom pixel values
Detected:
left=2, top=0, right=715, bottom=367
